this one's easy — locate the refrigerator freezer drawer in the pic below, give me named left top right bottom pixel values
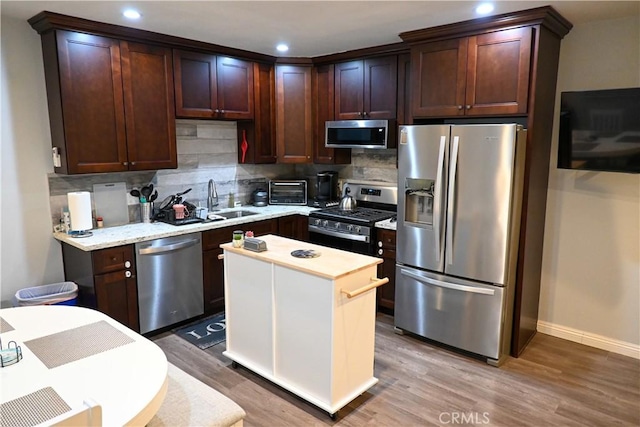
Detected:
left=395, top=265, right=505, bottom=360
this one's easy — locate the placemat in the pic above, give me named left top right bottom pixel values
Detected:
left=0, top=316, right=14, bottom=333
left=24, top=320, right=134, bottom=369
left=0, top=387, right=70, bottom=427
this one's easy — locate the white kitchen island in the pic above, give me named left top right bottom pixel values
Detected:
left=220, top=234, right=387, bottom=418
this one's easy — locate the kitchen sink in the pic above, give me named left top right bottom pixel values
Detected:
left=215, top=210, right=259, bottom=219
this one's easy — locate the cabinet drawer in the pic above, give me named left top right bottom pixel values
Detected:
left=203, top=227, right=232, bottom=251
left=92, top=245, right=135, bottom=274
left=377, top=229, right=396, bottom=249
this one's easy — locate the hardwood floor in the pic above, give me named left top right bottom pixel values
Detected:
left=152, top=314, right=640, bottom=426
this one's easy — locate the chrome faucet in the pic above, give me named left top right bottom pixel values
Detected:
left=207, top=179, right=219, bottom=210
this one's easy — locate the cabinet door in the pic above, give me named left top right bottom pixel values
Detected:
left=465, top=27, right=532, bottom=116
left=411, top=38, right=467, bottom=118
left=278, top=215, right=309, bottom=241
left=217, top=57, right=254, bottom=119
left=202, top=227, right=230, bottom=314
left=121, top=41, right=177, bottom=170
left=237, top=62, right=276, bottom=164
left=276, top=65, right=312, bottom=163
left=203, top=249, right=225, bottom=314
left=55, top=30, right=128, bottom=174
left=313, top=65, right=351, bottom=164
left=248, top=219, right=279, bottom=237
left=173, top=50, right=218, bottom=118
left=364, top=56, right=398, bottom=120
left=376, top=229, right=396, bottom=313
left=334, top=60, right=364, bottom=120
left=397, top=53, right=413, bottom=126
left=95, top=271, right=139, bottom=332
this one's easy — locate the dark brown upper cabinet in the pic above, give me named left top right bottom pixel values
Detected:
left=237, top=62, right=277, bottom=164
left=39, top=30, right=176, bottom=174
left=312, top=64, right=351, bottom=164
left=275, top=65, right=313, bottom=163
left=173, top=50, right=254, bottom=120
left=410, top=27, right=532, bottom=118
left=334, top=56, right=398, bottom=120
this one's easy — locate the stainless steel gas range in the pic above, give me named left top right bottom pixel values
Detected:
left=308, top=182, right=397, bottom=255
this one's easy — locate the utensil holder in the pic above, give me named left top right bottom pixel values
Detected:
left=140, top=202, right=151, bottom=223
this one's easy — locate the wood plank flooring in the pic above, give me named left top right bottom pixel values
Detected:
left=152, top=314, right=640, bottom=426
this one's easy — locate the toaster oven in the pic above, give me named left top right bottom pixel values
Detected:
left=268, top=180, right=307, bottom=205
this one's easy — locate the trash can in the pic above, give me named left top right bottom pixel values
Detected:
left=14, top=282, right=78, bottom=306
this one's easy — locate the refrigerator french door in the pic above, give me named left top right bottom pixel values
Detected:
left=395, top=124, right=526, bottom=364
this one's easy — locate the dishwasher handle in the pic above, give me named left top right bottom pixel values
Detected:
left=138, top=238, right=200, bottom=255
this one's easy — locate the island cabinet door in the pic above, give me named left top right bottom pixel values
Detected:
left=223, top=252, right=273, bottom=375
left=274, top=265, right=377, bottom=407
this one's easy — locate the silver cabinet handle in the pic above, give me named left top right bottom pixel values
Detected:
left=124, top=261, right=131, bottom=268
left=138, top=238, right=200, bottom=255
left=400, top=269, right=495, bottom=295
left=446, top=136, right=459, bottom=265
left=125, top=271, right=132, bottom=278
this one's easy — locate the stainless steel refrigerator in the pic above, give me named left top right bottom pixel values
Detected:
left=395, top=124, right=526, bottom=365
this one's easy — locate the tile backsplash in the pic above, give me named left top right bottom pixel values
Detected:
left=48, top=119, right=397, bottom=228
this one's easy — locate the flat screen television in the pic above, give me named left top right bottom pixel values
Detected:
left=558, top=87, right=640, bottom=174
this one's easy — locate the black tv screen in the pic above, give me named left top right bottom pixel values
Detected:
left=558, top=87, right=640, bottom=174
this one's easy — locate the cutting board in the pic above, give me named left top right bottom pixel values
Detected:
left=93, top=182, right=129, bottom=227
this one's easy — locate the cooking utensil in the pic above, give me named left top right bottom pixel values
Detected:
left=130, top=189, right=141, bottom=199
left=338, top=187, right=357, bottom=211
left=141, top=185, right=152, bottom=200
left=241, top=130, right=248, bottom=163
left=150, top=190, right=158, bottom=202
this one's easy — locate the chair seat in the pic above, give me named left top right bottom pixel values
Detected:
left=148, top=362, right=245, bottom=427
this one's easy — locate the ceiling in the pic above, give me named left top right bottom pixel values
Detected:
left=2, top=1, right=638, bottom=57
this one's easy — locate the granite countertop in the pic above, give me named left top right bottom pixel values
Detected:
left=54, top=205, right=398, bottom=251
left=375, top=218, right=397, bottom=231
left=54, top=205, right=318, bottom=251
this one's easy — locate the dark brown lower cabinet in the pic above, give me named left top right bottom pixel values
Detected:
left=277, top=215, right=309, bottom=241
left=376, top=229, right=396, bottom=314
left=62, top=243, right=140, bottom=332
left=202, top=219, right=278, bottom=315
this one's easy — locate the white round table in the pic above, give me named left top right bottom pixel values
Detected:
left=0, top=305, right=168, bottom=426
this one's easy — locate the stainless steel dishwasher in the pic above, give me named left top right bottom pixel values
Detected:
left=135, top=232, right=203, bottom=334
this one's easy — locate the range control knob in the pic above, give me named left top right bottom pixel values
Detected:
left=322, top=220, right=329, bottom=227
left=347, top=224, right=354, bottom=232
left=314, top=218, right=321, bottom=226
left=355, top=226, right=361, bottom=233
left=335, top=222, right=341, bottom=229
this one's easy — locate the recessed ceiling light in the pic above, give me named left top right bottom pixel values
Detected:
left=276, top=44, right=289, bottom=53
left=123, top=9, right=141, bottom=20
left=475, top=3, right=494, bottom=15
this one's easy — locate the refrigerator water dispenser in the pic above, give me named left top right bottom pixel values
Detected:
left=404, top=178, right=435, bottom=227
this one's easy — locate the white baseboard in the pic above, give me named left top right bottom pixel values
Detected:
left=537, top=320, right=640, bottom=360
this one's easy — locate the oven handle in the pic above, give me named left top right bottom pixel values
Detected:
left=309, top=225, right=370, bottom=243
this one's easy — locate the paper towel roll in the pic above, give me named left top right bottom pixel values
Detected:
left=68, top=191, right=93, bottom=231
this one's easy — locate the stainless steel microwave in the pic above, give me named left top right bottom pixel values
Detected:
left=268, top=180, right=307, bottom=205
left=325, top=120, right=390, bottom=149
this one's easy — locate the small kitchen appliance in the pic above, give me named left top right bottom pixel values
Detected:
left=309, top=171, right=340, bottom=208
left=252, top=188, right=268, bottom=207
left=268, top=180, right=307, bottom=205
left=325, top=120, right=392, bottom=149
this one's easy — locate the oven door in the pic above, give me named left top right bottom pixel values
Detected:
left=308, top=226, right=374, bottom=255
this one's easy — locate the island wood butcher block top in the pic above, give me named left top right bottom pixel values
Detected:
left=220, top=234, right=382, bottom=280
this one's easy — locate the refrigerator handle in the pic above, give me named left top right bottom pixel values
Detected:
left=446, top=136, right=459, bottom=265
left=400, top=269, right=496, bottom=295
left=433, top=136, right=446, bottom=262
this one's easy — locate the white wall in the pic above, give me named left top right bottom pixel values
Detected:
left=539, top=16, right=640, bottom=350
left=1, top=15, right=65, bottom=304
